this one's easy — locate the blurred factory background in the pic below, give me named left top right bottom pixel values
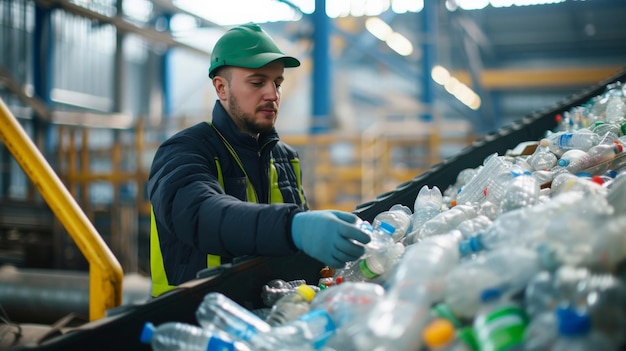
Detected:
left=0, top=0, right=625, bottom=283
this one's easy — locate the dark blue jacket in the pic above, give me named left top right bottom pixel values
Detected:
left=148, top=101, right=308, bottom=289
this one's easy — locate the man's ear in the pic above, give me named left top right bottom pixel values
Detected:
left=213, top=76, right=228, bottom=100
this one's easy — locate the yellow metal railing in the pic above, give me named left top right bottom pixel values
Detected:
left=0, top=98, right=123, bottom=321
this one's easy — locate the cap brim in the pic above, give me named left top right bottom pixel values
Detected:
left=236, top=52, right=301, bottom=70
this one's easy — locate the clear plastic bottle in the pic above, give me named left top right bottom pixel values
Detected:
left=545, top=130, right=599, bottom=153
left=418, top=204, right=478, bottom=239
left=457, top=154, right=511, bottom=205
left=195, top=292, right=277, bottom=348
left=523, top=310, right=558, bottom=351
left=265, top=284, right=316, bottom=326
left=308, top=281, right=385, bottom=350
left=472, top=288, right=528, bottom=351
left=261, top=279, right=309, bottom=307
left=139, top=321, right=248, bottom=351
left=604, top=95, right=626, bottom=123
left=405, top=185, right=443, bottom=244
left=523, top=271, right=558, bottom=319
left=550, top=307, right=615, bottom=351
left=352, top=233, right=463, bottom=351
left=445, top=247, right=541, bottom=319
left=557, top=149, right=591, bottom=173
left=372, top=204, right=412, bottom=242
left=499, top=173, right=540, bottom=213
left=335, top=241, right=404, bottom=283
left=528, top=139, right=558, bottom=171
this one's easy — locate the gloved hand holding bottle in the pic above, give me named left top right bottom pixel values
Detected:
left=291, top=210, right=371, bottom=268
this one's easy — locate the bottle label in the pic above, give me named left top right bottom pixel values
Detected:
left=558, top=133, right=573, bottom=147
left=474, top=305, right=528, bottom=351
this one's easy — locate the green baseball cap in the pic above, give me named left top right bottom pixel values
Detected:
left=208, top=23, right=301, bottom=78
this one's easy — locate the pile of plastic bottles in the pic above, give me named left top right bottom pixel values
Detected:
left=140, top=82, right=626, bottom=351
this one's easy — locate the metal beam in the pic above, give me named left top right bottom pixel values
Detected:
left=453, top=66, right=625, bottom=90
left=35, top=0, right=212, bottom=58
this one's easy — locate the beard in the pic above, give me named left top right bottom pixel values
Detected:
left=228, top=94, right=276, bottom=135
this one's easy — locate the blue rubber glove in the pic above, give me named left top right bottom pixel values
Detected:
left=291, top=210, right=371, bottom=268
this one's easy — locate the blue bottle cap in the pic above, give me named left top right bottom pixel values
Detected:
left=557, top=158, right=570, bottom=167
left=207, top=336, right=236, bottom=351
left=479, top=288, right=502, bottom=303
left=139, top=322, right=155, bottom=344
left=556, top=307, right=591, bottom=336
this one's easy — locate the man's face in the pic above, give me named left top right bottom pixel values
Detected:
left=213, top=61, right=285, bottom=136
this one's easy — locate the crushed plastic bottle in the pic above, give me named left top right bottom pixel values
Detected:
left=418, top=204, right=478, bottom=239
left=498, top=173, right=540, bottom=213
left=265, top=284, right=316, bottom=326
left=528, top=139, right=558, bottom=171
left=261, top=279, right=310, bottom=307
left=457, top=154, right=512, bottom=205
left=372, top=204, right=412, bottom=242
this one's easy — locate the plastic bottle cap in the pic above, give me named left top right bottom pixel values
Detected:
left=422, top=319, right=455, bottom=348
left=207, top=336, right=236, bottom=351
left=296, top=284, right=316, bottom=302
left=621, top=122, right=626, bottom=136
left=457, top=326, right=479, bottom=351
left=557, top=158, right=570, bottom=167
left=139, top=322, right=155, bottom=344
left=479, top=288, right=502, bottom=303
left=556, top=307, right=591, bottom=336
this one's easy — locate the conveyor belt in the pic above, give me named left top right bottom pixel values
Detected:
left=8, top=69, right=626, bottom=351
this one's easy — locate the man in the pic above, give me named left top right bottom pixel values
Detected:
left=148, top=23, right=370, bottom=297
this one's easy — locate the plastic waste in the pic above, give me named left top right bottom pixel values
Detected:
left=405, top=185, right=443, bottom=244
left=550, top=307, right=615, bottom=351
left=499, top=173, right=540, bottom=213
left=457, top=154, right=511, bottom=205
left=472, top=288, right=528, bottom=351
left=445, top=247, right=541, bottom=319
left=528, top=139, right=558, bottom=171
left=265, top=284, right=316, bottom=326
left=545, top=130, right=599, bottom=153
left=139, top=321, right=247, bottom=351
left=352, top=233, right=463, bottom=351
left=372, top=204, right=412, bottom=242
left=261, top=279, right=310, bottom=307
left=418, top=204, right=478, bottom=239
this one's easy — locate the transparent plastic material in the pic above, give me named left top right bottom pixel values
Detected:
left=139, top=321, right=246, bottom=351
left=352, top=234, right=463, bottom=351
left=457, top=154, right=511, bottom=205
left=545, top=130, right=599, bottom=153
left=265, top=284, right=316, bottom=326
left=528, top=139, right=558, bottom=171
left=372, top=204, right=412, bottom=242
left=445, top=247, right=541, bottom=319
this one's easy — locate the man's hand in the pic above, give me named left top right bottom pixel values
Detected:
left=291, top=210, right=371, bottom=267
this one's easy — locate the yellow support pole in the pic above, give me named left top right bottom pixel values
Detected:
left=0, top=98, right=123, bottom=321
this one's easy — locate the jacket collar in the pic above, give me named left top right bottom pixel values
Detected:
left=211, top=101, right=280, bottom=151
